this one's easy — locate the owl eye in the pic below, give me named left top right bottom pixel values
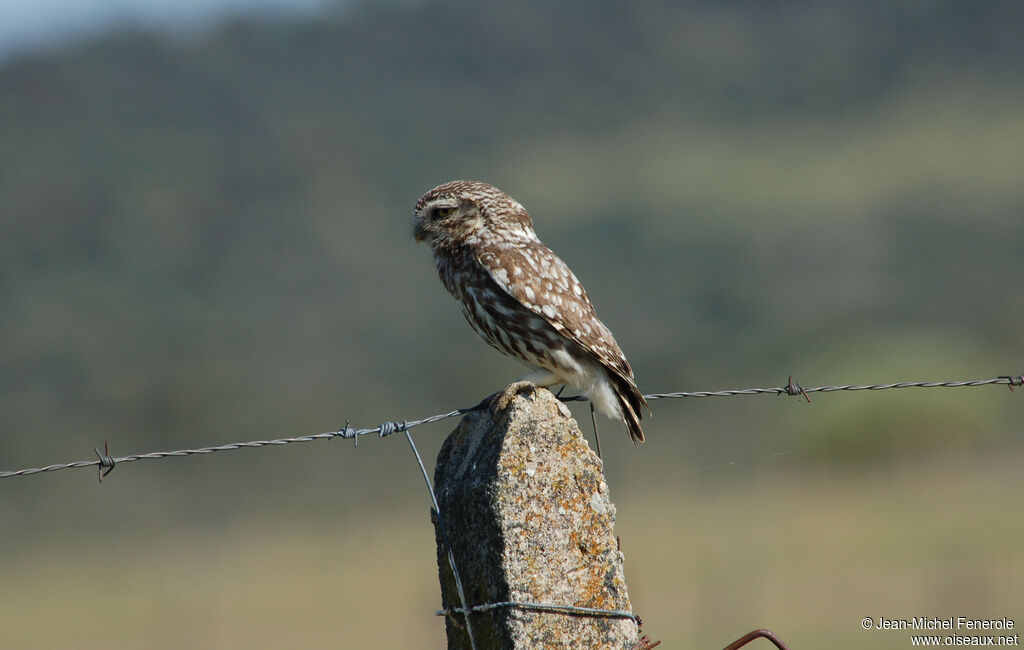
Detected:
left=434, top=206, right=455, bottom=219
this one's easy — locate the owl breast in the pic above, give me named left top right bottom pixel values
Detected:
left=438, top=251, right=565, bottom=372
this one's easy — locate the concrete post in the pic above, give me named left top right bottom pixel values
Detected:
left=432, top=383, right=639, bottom=649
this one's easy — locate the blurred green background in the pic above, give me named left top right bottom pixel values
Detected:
left=1, top=1, right=1022, bottom=647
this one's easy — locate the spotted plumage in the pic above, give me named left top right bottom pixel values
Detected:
left=413, top=180, right=647, bottom=443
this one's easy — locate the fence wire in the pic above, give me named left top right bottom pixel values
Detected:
left=1, top=373, right=1021, bottom=481
left=2, top=372, right=1021, bottom=648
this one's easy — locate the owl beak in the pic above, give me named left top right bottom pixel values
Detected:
left=412, top=218, right=433, bottom=243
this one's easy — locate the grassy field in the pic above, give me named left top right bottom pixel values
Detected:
left=3, top=447, right=1020, bottom=649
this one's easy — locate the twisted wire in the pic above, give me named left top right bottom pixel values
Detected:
left=0, top=409, right=462, bottom=478
left=437, top=600, right=640, bottom=623
left=2, top=373, right=1020, bottom=637
left=643, top=376, right=1021, bottom=400
left=1, top=374, right=1020, bottom=480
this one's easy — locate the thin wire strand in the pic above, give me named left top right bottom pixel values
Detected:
left=436, top=600, right=639, bottom=623
left=0, top=409, right=463, bottom=479
left=405, top=430, right=478, bottom=650
left=1, top=374, right=1020, bottom=479
left=642, top=376, right=1021, bottom=400
left=3, top=374, right=1019, bottom=641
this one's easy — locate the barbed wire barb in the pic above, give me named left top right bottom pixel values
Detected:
left=999, top=375, right=1024, bottom=391
left=93, top=440, right=115, bottom=483
left=1, top=373, right=1020, bottom=481
left=781, top=375, right=811, bottom=402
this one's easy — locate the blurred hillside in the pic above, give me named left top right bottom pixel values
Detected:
left=1, top=1, right=1022, bottom=647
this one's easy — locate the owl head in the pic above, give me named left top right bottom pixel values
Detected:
left=413, top=180, right=534, bottom=247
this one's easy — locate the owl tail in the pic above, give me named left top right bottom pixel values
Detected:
left=611, top=373, right=648, bottom=444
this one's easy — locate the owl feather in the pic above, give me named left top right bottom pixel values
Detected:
left=413, top=180, right=647, bottom=443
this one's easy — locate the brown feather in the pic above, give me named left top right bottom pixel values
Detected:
left=414, top=180, right=648, bottom=443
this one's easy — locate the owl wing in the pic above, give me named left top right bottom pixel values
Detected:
left=475, top=242, right=635, bottom=381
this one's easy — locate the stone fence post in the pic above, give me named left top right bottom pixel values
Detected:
left=432, top=383, right=641, bottom=649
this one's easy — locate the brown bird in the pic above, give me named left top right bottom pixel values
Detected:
left=413, top=180, right=647, bottom=442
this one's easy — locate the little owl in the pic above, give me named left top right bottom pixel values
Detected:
left=413, top=180, right=647, bottom=442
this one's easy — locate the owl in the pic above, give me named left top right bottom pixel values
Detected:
left=413, top=180, right=647, bottom=443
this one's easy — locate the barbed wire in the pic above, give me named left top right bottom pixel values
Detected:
left=1, top=373, right=1020, bottom=481
left=436, top=601, right=640, bottom=622
left=3, top=372, right=1020, bottom=648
